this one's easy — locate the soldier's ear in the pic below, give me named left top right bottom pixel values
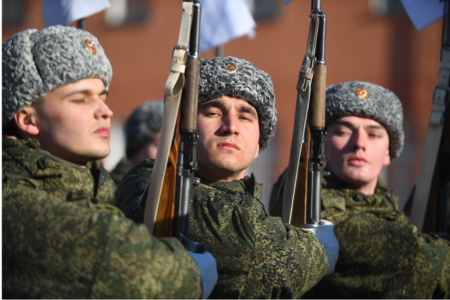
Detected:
left=383, top=148, right=391, bottom=166
left=253, top=143, right=260, bottom=160
left=14, top=106, right=40, bottom=137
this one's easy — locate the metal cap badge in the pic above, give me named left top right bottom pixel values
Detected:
left=356, top=87, right=368, bottom=99
left=225, top=63, right=237, bottom=73
left=82, top=39, right=97, bottom=55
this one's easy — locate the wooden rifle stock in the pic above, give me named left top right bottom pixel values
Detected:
left=154, top=115, right=180, bottom=237
left=181, top=57, right=200, bottom=131
left=290, top=124, right=310, bottom=227
left=310, top=65, right=326, bottom=130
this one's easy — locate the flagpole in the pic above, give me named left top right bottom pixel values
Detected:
left=78, top=18, right=86, bottom=30
left=215, top=44, right=224, bottom=57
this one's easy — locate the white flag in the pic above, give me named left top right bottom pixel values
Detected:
left=42, top=0, right=110, bottom=27
left=198, top=0, right=256, bottom=53
left=400, top=0, right=445, bottom=31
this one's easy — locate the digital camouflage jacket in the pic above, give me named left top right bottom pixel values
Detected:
left=2, top=137, right=202, bottom=299
left=109, top=156, right=135, bottom=185
left=269, top=171, right=450, bottom=299
left=115, top=159, right=329, bottom=299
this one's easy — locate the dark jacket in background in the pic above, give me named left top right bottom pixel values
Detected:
left=109, top=157, right=135, bottom=185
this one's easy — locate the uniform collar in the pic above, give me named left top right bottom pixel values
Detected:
left=3, top=136, right=101, bottom=172
left=322, top=173, right=398, bottom=212
left=3, top=136, right=116, bottom=205
left=197, top=173, right=263, bottom=199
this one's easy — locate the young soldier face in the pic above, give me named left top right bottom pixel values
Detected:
left=196, top=96, right=260, bottom=182
left=28, top=78, right=113, bottom=165
left=325, top=116, right=390, bottom=193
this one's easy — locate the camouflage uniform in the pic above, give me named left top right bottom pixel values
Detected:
left=2, top=137, right=202, bottom=299
left=109, top=157, right=135, bottom=185
left=115, top=159, right=329, bottom=299
left=269, top=171, right=450, bottom=298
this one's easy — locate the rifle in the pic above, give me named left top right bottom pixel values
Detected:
left=78, top=18, right=86, bottom=30
left=282, top=0, right=327, bottom=228
left=410, top=0, right=450, bottom=239
left=138, top=0, right=204, bottom=249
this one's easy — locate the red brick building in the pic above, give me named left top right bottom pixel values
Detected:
left=2, top=0, right=443, bottom=211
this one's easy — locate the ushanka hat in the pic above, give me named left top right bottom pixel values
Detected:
left=2, top=25, right=112, bottom=124
left=126, top=100, right=164, bottom=158
left=198, top=56, right=277, bottom=151
left=325, top=81, right=404, bottom=159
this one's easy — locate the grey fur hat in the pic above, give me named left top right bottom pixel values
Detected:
left=2, top=26, right=112, bottom=124
left=126, top=100, right=164, bottom=157
left=198, top=56, right=277, bottom=151
left=325, top=81, right=404, bottom=159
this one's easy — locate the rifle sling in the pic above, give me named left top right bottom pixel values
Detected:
left=282, top=14, right=320, bottom=224
left=142, top=2, right=194, bottom=234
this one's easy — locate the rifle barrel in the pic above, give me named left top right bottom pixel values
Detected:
left=78, top=18, right=86, bottom=30
left=181, top=3, right=201, bottom=132
left=311, top=0, right=322, bottom=13
left=189, top=2, right=201, bottom=57
left=307, top=163, right=322, bottom=224
left=315, top=14, right=327, bottom=64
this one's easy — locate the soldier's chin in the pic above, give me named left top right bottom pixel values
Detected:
left=213, top=160, right=246, bottom=174
left=83, top=148, right=111, bottom=161
left=346, top=175, right=376, bottom=188
left=341, top=169, right=369, bottom=183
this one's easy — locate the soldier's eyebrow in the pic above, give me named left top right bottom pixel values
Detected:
left=200, top=99, right=257, bottom=118
left=365, top=125, right=385, bottom=130
left=62, top=89, right=108, bottom=99
left=235, top=103, right=258, bottom=119
left=332, top=120, right=357, bottom=129
left=333, top=120, right=385, bottom=130
left=200, top=99, right=228, bottom=110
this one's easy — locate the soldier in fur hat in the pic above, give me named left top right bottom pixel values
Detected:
left=115, top=56, right=339, bottom=299
left=270, top=81, right=450, bottom=298
left=2, top=26, right=217, bottom=299
left=109, top=100, right=164, bottom=185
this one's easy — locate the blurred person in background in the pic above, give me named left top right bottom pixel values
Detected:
left=2, top=26, right=217, bottom=299
left=270, top=81, right=450, bottom=298
left=109, top=100, right=163, bottom=185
